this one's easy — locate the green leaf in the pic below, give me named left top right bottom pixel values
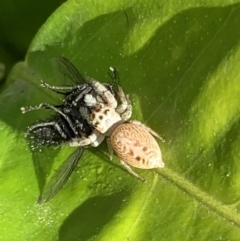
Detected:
left=1, top=0, right=240, bottom=240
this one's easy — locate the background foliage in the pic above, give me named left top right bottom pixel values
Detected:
left=1, top=0, right=240, bottom=240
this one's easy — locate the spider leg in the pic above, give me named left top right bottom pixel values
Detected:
left=108, top=66, right=117, bottom=86
left=116, top=87, right=132, bottom=121
left=129, top=120, right=165, bottom=142
left=92, top=133, right=105, bottom=147
left=68, top=129, right=104, bottom=147
left=21, top=103, right=78, bottom=135
left=115, top=86, right=128, bottom=113
left=106, top=138, right=114, bottom=161
left=120, top=160, right=145, bottom=182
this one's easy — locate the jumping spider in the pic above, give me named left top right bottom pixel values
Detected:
left=68, top=75, right=165, bottom=181
left=21, top=57, right=165, bottom=202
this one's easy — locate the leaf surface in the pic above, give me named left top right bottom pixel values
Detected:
left=1, top=0, right=240, bottom=240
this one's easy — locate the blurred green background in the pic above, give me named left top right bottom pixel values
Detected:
left=0, top=0, right=63, bottom=84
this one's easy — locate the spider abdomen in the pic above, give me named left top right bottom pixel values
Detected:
left=111, top=123, right=164, bottom=169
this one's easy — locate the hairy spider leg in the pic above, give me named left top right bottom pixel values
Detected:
left=115, top=87, right=132, bottom=121
left=120, top=160, right=145, bottom=182
left=106, top=138, right=114, bottom=160
left=69, top=129, right=105, bottom=147
left=108, top=66, right=117, bottom=87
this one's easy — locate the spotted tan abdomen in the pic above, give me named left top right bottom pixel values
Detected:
left=111, top=123, right=164, bottom=169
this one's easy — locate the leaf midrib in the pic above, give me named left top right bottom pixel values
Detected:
left=157, top=167, right=240, bottom=228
